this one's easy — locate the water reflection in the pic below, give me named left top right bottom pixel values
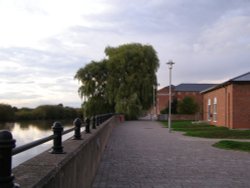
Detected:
left=0, top=122, right=15, bottom=131
left=0, top=120, right=84, bottom=168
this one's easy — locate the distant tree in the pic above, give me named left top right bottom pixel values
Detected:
left=171, top=98, right=178, bottom=114
left=15, top=108, right=34, bottom=120
left=0, top=103, right=80, bottom=122
left=160, top=98, right=178, bottom=114
left=0, top=103, right=15, bottom=121
left=178, top=97, right=199, bottom=114
left=75, top=43, right=159, bottom=119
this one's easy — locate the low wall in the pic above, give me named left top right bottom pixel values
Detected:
left=13, top=115, right=122, bottom=188
left=158, top=114, right=202, bottom=121
left=172, top=114, right=197, bottom=121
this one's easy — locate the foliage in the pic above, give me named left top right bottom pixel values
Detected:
left=75, top=60, right=114, bottom=117
left=75, top=43, right=159, bottom=119
left=75, top=60, right=108, bottom=99
left=178, top=96, right=199, bottom=114
left=15, top=108, right=34, bottom=120
left=0, top=103, right=15, bottom=121
left=0, top=103, right=81, bottom=122
left=33, top=104, right=79, bottom=120
left=160, top=98, right=178, bottom=114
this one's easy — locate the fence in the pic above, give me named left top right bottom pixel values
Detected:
left=0, top=113, right=114, bottom=188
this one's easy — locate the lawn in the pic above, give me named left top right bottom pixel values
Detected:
left=161, top=121, right=250, bottom=139
left=213, top=140, right=250, bottom=152
left=161, top=120, right=250, bottom=152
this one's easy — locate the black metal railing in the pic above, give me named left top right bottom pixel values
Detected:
left=0, top=113, right=114, bottom=188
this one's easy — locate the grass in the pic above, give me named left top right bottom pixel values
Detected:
left=161, top=120, right=250, bottom=139
left=213, top=140, right=250, bottom=152
left=161, top=120, right=250, bottom=152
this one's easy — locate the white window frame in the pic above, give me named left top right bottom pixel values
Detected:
left=207, top=99, right=211, bottom=121
left=213, top=97, right=217, bottom=122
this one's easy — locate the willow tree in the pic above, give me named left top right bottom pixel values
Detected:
left=75, top=43, right=159, bottom=119
left=74, top=60, right=113, bottom=117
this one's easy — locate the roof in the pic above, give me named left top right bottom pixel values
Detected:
left=201, top=72, right=250, bottom=93
left=229, top=72, right=250, bottom=82
left=175, top=83, right=217, bottom=92
left=157, top=85, right=175, bottom=93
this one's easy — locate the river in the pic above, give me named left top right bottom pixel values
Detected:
left=0, top=120, right=85, bottom=168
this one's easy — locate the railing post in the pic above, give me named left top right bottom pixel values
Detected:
left=85, top=118, right=91, bottom=133
left=100, top=115, right=103, bottom=124
left=73, top=118, right=82, bottom=140
left=92, top=115, right=96, bottom=129
left=50, top=122, right=65, bottom=154
left=0, top=130, right=19, bottom=188
left=96, top=115, right=99, bottom=126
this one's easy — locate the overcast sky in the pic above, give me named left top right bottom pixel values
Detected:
left=0, top=0, right=249, bottom=108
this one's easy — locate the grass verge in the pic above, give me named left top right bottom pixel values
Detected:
left=161, top=120, right=250, bottom=139
left=213, top=140, right=250, bottom=152
left=161, top=120, right=250, bottom=152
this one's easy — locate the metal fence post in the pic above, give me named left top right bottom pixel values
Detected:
left=85, top=118, right=91, bottom=133
left=73, top=118, right=82, bottom=140
left=50, top=122, right=65, bottom=154
left=100, top=115, right=103, bottom=124
left=96, top=115, right=99, bottom=126
left=92, top=116, right=96, bottom=129
left=0, top=130, right=19, bottom=188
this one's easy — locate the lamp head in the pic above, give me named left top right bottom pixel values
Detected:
left=166, top=60, right=175, bottom=69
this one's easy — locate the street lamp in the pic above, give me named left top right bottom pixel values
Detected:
left=152, top=85, right=156, bottom=121
left=166, top=60, right=175, bottom=132
left=152, top=84, right=159, bottom=120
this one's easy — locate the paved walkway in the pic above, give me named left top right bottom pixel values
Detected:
left=93, top=121, right=250, bottom=188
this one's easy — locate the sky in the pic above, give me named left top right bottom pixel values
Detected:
left=0, top=0, right=249, bottom=108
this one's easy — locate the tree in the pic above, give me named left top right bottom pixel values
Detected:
left=75, top=60, right=113, bottom=117
left=160, top=97, right=178, bottom=114
left=0, top=103, right=15, bottom=121
left=178, top=97, right=199, bottom=114
left=75, top=43, right=159, bottom=119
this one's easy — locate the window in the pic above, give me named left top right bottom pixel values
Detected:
left=207, top=99, right=211, bottom=121
left=213, top=97, right=217, bottom=122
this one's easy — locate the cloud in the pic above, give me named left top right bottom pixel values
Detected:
left=0, top=0, right=250, bottom=107
left=0, top=46, right=83, bottom=108
left=155, top=1, right=250, bottom=87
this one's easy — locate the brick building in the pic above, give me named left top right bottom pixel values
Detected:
left=156, top=85, right=174, bottom=114
left=156, top=83, right=215, bottom=115
left=201, top=72, right=250, bottom=129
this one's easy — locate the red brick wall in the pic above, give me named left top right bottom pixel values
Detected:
left=157, top=87, right=171, bottom=114
left=232, top=83, right=250, bottom=129
left=203, top=83, right=250, bottom=129
left=203, top=87, right=228, bottom=127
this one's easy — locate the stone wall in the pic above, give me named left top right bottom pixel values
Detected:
left=13, top=115, right=122, bottom=188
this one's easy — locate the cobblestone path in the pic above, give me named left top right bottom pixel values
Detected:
left=93, top=121, right=250, bottom=188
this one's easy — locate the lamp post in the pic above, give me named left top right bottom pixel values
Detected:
left=152, top=85, right=155, bottom=121
left=166, top=60, right=175, bottom=132
left=152, top=84, right=160, bottom=120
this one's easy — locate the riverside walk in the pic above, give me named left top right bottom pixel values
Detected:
left=93, top=121, right=250, bottom=188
